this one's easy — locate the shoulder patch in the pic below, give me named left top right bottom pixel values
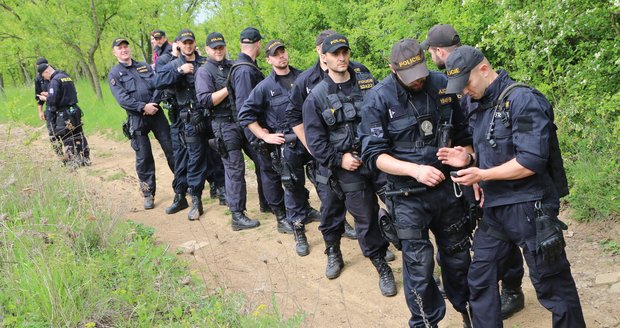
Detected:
left=110, top=78, right=116, bottom=86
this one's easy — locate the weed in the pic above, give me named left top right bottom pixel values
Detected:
left=600, top=239, right=620, bottom=255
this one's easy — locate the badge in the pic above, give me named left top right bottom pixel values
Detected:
left=370, top=125, right=383, bottom=138
left=417, top=114, right=434, bottom=137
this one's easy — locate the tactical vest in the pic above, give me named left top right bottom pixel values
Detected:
left=312, top=71, right=374, bottom=153
left=204, top=60, right=234, bottom=117
left=494, top=82, right=569, bottom=197
left=226, top=61, right=263, bottom=119
left=173, top=56, right=206, bottom=108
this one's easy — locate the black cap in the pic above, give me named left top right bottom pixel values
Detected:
left=177, top=29, right=195, bottom=42
left=315, top=29, right=337, bottom=46
left=151, top=29, right=166, bottom=39
left=240, top=27, right=262, bottom=44
left=206, top=32, right=226, bottom=48
left=36, top=57, right=48, bottom=65
left=112, top=37, right=129, bottom=48
left=445, top=45, right=485, bottom=94
left=420, top=24, right=461, bottom=50
left=390, top=39, right=429, bottom=84
left=264, top=40, right=285, bottom=56
left=37, top=63, right=49, bottom=75
left=322, top=33, right=349, bottom=54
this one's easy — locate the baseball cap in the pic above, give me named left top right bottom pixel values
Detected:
left=420, top=24, right=461, bottom=50
left=36, top=57, right=48, bottom=66
left=177, top=29, right=195, bottom=42
left=322, top=33, right=349, bottom=54
left=151, top=29, right=166, bottom=39
left=206, top=32, right=226, bottom=48
left=264, top=40, right=285, bottom=56
left=37, top=63, right=49, bottom=75
left=390, top=39, right=429, bottom=84
left=112, top=37, right=129, bottom=48
left=240, top=27, right=262, bottom=44
left=315, top=29, right=337, bottom=46
left=445, top=45, right=485, bottom=94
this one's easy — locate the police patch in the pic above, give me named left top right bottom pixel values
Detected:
left=110, top=78, right=116, bottom=86
left=370, top=125, right=384, bottom=138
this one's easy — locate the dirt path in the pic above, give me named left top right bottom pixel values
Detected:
left=16, top=126, right=620, bottom=327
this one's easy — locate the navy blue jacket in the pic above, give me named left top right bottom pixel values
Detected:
left=230, top=52, right=264, bottom=113
left=153, top=52, right=207, bottom=108
left=238, top=67, right=302, bottom=131
left=467, top=70, right=558, bottom=207
left=359, top=71, right=471, bottom=175
left=195, top=58, right=234, bottom=115
left=286, top=60, right=370, bottom=128
left=108, top=60, right=160, bottom=115
left=303, top=66, right=376, bottom=169
left=46, top=70, right=78, bottom=110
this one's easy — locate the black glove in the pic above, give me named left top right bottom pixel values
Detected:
left=189, top=109, right=206, bottom=134
left=378, top=208, right=401, bottom=251
left=535, top=211, right=568, bottom=265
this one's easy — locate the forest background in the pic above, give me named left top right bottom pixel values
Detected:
left=0, top=0, right=618, bottom=221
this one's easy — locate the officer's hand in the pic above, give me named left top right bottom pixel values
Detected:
left=414, top=164, right=445, bottom=187
left=40, top=91, right=49, bottom=97
left=451, top=167, right=484, bottom=186
left=38, top=111, right=45, bottom=121
left=179, top=63, right=194, bottom=74
left=341, top=152, right=362, bottom=171
left=262, top=132, right=285, bottom=145
left=37, top=94, right=47, bottom=101
left=437, top=146, right=470, bottom=167
left=473, top=183, right=484, bottom=207
left=143, top=103, right=159, bottom=115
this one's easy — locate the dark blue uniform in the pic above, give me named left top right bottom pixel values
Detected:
left=303, top=66, right=388, bottom=258
left=35, top=74, right=63, bottom=156
left=238, top=67, right=308, bottom=224
left=359, top=71, right=473, bottom=327
left=153, top=52, right=210, bottom=198
left=230, top=52, right=269, bottom=211
left=46, top=70, right=90, bottom=165
left=465, top=70, right=584, bottom=327
left=108, top=60, right=175, bottom=198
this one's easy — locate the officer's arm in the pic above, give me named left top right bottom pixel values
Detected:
left=287, top=79, right=309, bottom=149
left=153, top=61, right=182, bottom=90
left=232, top=69, right=254, bottom=113
left=108, top=71, right=146, bottom=114
left=302, top=95, right=341, bottom=168
left=45, top=79, right=60, bottom=107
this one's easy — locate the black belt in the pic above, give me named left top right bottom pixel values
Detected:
left=211, top=115, right=235, bottom=123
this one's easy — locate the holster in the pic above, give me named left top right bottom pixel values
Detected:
left=281, top=161, right=298, bottom=191
left=122, top=118, right=132, bottom=140
left=305, top=160, right=318, bottom=188
left=328, top=175, right=345, bottom=200
left=208, top=137, right=228, bottom=159
left=251, top=140, right=272, bottom=157
left=378, top=208, right=401, bottom=250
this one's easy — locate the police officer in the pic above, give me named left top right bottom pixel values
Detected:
left=153, top=29, right=210, bottom=221
left=34, top=57, right=63, bottom=157
left=239, top=40, right=311, bottom=254
left=442, top=46, right=585, bottom=328
left=195, top=32, right=260, bottom=230
left=229, top=26, right=271, bottom=215
left=108, top=37, right=175, bottom=210
left=303, top=34, right=395, bottom=297
left=286, top=29, right=358, bottom=240
left=359, top=39, right=473, bottom=327
left=422, top=23, right=527, bottom=320
left=37, top=63, right=90, bottom=167
left=151, top=29, right=172, bottom=67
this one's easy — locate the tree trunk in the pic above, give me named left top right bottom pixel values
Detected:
left=87, top=55, right=102, bottom=99
left=0, top=73, right=6, bottom=98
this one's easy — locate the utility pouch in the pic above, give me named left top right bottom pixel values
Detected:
left=328, top=175, right=345, bottom=200
left=208, top=137, right=229, bottom=159
left=378, top=208, right=402, bottom=251
left=437, top=123, right=453, bottom=148
left=281, top=162, right=298, bottom=191
left=270, top=150, right=282, bottom=175
left=535, top=202, right=568, bottom=265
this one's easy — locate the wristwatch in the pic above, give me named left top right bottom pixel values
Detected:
left=177, top=66, right=183, bottom=73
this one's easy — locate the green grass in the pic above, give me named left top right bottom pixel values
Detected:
left=105, top=171, right=127, bottom=181
left=0, top=130, right=303, bottom=327
left=600, top=239, right=620, bottom=256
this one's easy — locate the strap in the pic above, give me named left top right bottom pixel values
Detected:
left=185, top=136, right=202, bottom=144
left=396, top=228, right=429, bottom=240
left=315, top=173, right=329, bottom=185
left=339, top=181, right=366, bottom=192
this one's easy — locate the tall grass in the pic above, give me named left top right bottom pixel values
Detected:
left=0, top=131, right=303, bottom=327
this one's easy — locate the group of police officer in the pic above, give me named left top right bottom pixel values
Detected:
left=99, top=24, right=585, bottom=328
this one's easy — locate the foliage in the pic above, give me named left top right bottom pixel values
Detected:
left=0, top=134, right=303, bottom=327
left=600, top=238, right=620, bottom=256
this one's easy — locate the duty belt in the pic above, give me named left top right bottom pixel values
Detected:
left=211, top=115, right=235, bottom=123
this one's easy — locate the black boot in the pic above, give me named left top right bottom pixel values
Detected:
left=187, top=195, right=203, bottom=221
left=274, top=207, right=293, bottom=234
left=217, top=186, right=227, bottom=206
left=501, top=286, right=525, bottom=319
left=260, top=203, right=272, bottom=213
left=165, top=193, right=189, bottom=214
left=305, top=205, right=321, bottom=222
left=231, top=211, right=260, bottom=231
left=143, top=194, right=155, bottom=210
left=461, top=311, right=472, bottom=328
left=342, top=219, right=358, bottom=239
left=385, top=249, right=396, bottom=262
left=293, top=222, right=309, bottom=256
left=325, top=242, right=344, bottom=279
left=209, top=183, right=217, bottom=199
left=370, top=256, right=397, bottom=297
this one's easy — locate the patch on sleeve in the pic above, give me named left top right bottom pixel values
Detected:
left=49, top=88, right=54, bottom=95
left=370, top=124, right=384, bottom=138
left=516, top=115, right=533, bottom=132
left=110, top=78, right=116, bottom=86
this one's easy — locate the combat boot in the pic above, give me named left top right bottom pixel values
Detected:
left=293, top=222, right=309, bottom=256
left=231, top=211, right=260, bottom=231
left=325, top=242, right=344, bottom=279
left=165, top=193, right=189, bottom=214
left=209, top=183, right=217, bottom=199
left=500, top=286, right=525, bottom=319
left=187, top=195, right=203, bottom=221
left=385, top=249, right=396, bottom=262
left=274, top=207, right=293, bottom=234
left=370, top=256, right=397, bottom=297
left=305, top=205, right=321, bottom=222
left=217, top=186, right=227, bottom=206
left=342, top=219, right=358, bottom=239
left=143, top=194, right=155, bottom=210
